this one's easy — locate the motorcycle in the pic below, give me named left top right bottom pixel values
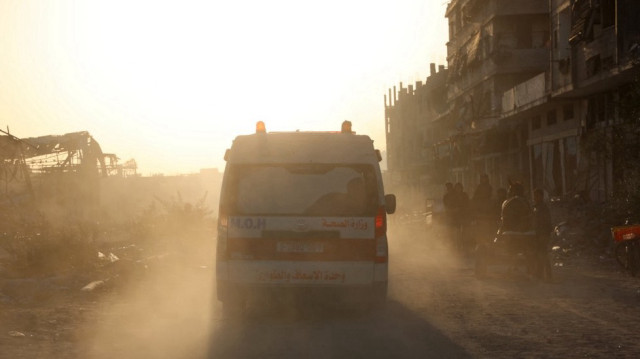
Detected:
left=475, top=230, right=550, bottom=280
left=551, top=221, right=577, bottom=259
left=611, top=224, right=640, bottom=277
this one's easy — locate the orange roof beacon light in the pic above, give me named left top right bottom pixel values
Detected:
left=256, top=121, right=266, bottom=134
left=341, top=120, right=353, bottom=134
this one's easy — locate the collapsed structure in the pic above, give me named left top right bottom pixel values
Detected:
left=0, top=130, right=136, bottom=207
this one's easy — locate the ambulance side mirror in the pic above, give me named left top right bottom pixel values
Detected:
left=385, top=194, right=396, bottom=214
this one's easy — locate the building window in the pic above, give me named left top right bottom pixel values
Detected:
left=481, top=34, right=492, bottom=59
left=563, top=104, right=574, bottom=121
left=586, top=55, right=602, bottom=77
left=516, top=22, right=533, bottom=48
left=532, top=143, right=543, bottom=191
left=587, top=95, right=606, bottom=129
left=602, top=0, right=615, bottom=28
left=557, top=9, right=571, bottom=59
left=547, top=110, right=557, bottom=126
left=532, top=115, right=541, bottom=130
left=482, top=92, right=491, bottom=116
left=564, top=137, right=578, bottom=193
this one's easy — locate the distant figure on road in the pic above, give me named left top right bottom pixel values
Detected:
left=472, top=174, right=493, bottom=216
left=448, top=182, right=470, bottom=254
left=532, top=188, right=552, bottom=242
left=443, top=182, right=456, bottom=228
left=472, top=174, right=495, bottom=240
left=453, top=182, right=470, bottom=229
left=493, top=187, right=507, bottom=226
left=533, top=188, right=552, bottom=280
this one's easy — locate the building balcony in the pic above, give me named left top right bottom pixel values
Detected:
left=501, top=72, right=548, bottom=116
left=556, top=26, right=640, bottom=98
left=447, top=0, right=547, bottom=18
left=492, top=0, right=548, bottom=17
left=448, top=47, right=549, bottom=100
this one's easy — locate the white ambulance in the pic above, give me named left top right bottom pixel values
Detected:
left=216, top=121, right=396, bottom=312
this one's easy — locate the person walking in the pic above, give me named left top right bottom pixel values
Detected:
left=492, top=187, right=508, bottom=231
left=499, top=182, right=531, bottom=233
left=472, top=174, right=494, bottom=245
left=472, top=174, right=493, bottom=212
left=453, top=182, right=470, bottom=255
left=442, top=182, right=457, bottom=245
left=533, top=188, right=553, bottom=280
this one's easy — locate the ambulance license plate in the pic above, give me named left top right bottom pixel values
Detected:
left=276, top=241, right=324, bottom=253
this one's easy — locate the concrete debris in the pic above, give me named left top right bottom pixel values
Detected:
left=81, top=280, right=105, bottom=292
left=0, top=247, right=12, bottom=261
left=98, top=251, right=120, bottom=263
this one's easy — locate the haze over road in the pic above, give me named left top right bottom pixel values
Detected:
left=50, top=222, right=640, bottom=359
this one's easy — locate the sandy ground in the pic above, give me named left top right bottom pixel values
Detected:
left=1, top=222, right=640, bottom=358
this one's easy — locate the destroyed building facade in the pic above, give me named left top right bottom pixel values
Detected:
left=0, top=130, right=221, bottom=228
left=0, top=131, right=138, bottom=224
left=385, top=0, right=640, bottom=204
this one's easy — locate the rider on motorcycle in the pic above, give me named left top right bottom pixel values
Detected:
left=499, top=182, right=532, bottom=233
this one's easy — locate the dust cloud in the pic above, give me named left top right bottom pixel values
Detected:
left=72, top=175, right=222, bottom=359
left=65, top=186, right=640, bottom=359
left=78, top=236, right=218, bottom=359
left=386, top=184, right=464, bottom=270
left=1, top=170, right=224, bottom=358
left=74, top=183, right=468, bottom=359
left=2, top=173, right=476, bottom=358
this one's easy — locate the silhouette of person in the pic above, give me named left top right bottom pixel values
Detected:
left=473, top=174, right=493, bottom=204
left=453, top=182, right=470, bottom=229
left=500, top=182, right=532, bottom=233
left=305, top=177, right=367, bottom=216
left=345, top=177, right=367, bottom=215
left=443, top=182, right=456, bottom=228
left=493, top=187, right=507, bottom=224
left=448, top=182, right=470, bottom=254
left=533, top=188, right=552, bottom=280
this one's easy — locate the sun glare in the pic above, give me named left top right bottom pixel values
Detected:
left=1, top=0, right=447, bottom=174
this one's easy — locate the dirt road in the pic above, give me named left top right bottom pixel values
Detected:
left=2, top=223, right=640, bottom=358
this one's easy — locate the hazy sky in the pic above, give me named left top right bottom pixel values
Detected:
left=0, top=0, right=448, bottom=175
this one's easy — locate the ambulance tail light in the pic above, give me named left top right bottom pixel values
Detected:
left=375, top=206, right=386, bottom=237
left=375, top=206, right=388, bottom=263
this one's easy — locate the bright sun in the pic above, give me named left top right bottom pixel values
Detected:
left=2, top=0, right=447, bottom=174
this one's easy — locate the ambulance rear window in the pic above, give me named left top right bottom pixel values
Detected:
left=223, top=164, right=378, bottom=216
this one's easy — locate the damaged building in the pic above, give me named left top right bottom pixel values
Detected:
left=1, top=130, right=221, bottom=231
left=504, top=0, right=640, bottom=201
left=385, top=63, right=449, bottom=207
left=385, top=0, right=640, bottom=204
left=0, top=131, right=136, bottom=212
